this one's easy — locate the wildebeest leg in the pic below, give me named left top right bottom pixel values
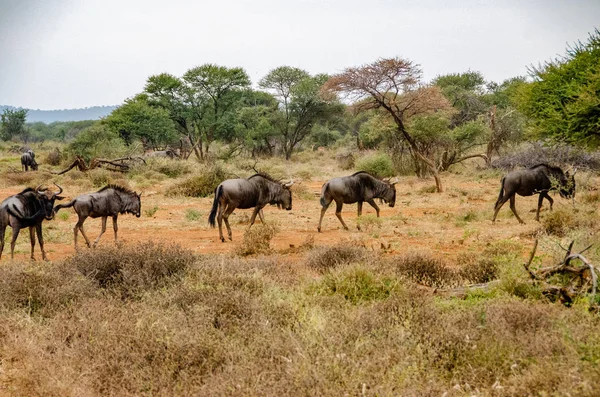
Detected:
left=36, top=224, right=47, bottom=261
left=112, top=215, right=118, bottom=243
left=544, top=193, right=554, bottom=211
left=222, top=204, right=236, bottom=241
left=335, top=200, right=349, bottom=231
left=93, top=216, right=108, bottom=248
left=29, top=227, right=36, bottom=260
left=249, top=206, right=264, bottom=227
left=217, top=201, right=225, bottom=242
left=258, top=210, right=265, bottom=224
left=492, top=195, right=510, bottom=222
left=10, top=226, right=21, bottom=260
left=0, top=224, right=6, bottom=260
left=75, top=214, right=91, bottom=249
left=356, top=202, right=363, bottom=230
left=535, top=194, right=544, bottom=221
left=367, top=199, right=381, bottom=217
left=509, top=195, right=525, bottom=224
left=317, top=201, right=331, bottom=233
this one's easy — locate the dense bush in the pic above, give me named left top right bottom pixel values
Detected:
left=68, top=242, right=195, bottom=298
left=392, top=252, right=460, bottom=288
left=166, top=164, right=229, bottom=197
left=355, top=152, right=395, bottom=178
left=492, top=142, right=600, bottom=170
left=235, top=224, right=278, bottom=256
left=306, top=244, right=368, bottom=272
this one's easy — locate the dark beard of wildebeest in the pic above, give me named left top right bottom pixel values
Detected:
left=208, top=173, right=294, bottom=242
left=317, top=171, right=397, bottom=232
left=0, top=183, right=64, bottom=261
left=53, top=184, right=142, bottom=249
left=492, top=164, right=576, bottom=224
left=21, top=151, right=38, bottom=171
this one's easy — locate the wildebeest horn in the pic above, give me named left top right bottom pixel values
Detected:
left=284, top=179, right=294, bottom=188
left=35, top=184, right=45, bottom=194
left=53, top=182, right=63, bottom=195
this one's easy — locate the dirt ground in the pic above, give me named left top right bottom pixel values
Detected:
left=0, top=172, right=555, bottom=264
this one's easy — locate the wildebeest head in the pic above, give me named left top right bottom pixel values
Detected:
left=36, top=183, right=65, bottom=220
left=559, top=169, right=577, bottom=199
left=381, top=179, right=397, bottom=207
left=31, top=160, right=38, bottom=171
left=127, top=192, right=142, bottom=217
left=279, top=180, right=294, bottom=210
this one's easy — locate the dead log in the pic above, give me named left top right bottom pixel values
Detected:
left=51, top=156, right=147, bottom=175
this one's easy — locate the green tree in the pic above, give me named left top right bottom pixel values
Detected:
left=183, top=64, right=251, bottom=154
left=517, top=29, right=600, bottom=146
left=1, top=108, right=29, bottom=142
left=233, top=90, right=279, bottom=157
left=260, top=67, right=340, bottom=159
left=105, top=95, right=178, bottom=148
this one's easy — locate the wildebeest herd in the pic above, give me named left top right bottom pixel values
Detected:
left=0, top=151, right=578, bottom=261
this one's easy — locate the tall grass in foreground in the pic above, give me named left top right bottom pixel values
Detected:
left=0, top=243, right=599, bottom=395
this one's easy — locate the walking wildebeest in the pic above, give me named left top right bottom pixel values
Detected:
left=21, top=150, right=38, bottom=171
left=54, top=185, right=142, bottom=249
left=0, top=183, right=64, bottom=260
left=492, top=164, right=576, bottom=224
left=317, top=171, right=397, bottom=232
left=208, top=173, right=294, bottom=242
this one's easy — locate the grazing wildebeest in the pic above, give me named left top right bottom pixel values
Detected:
left=317, top=171, right=397, bottom=232
left=144, top=149, right=179, bottom=159
left=21, top=150, right=38, bottom=171
left=208, top=174, right=294, bottom=242
left=492, top=164, right=576, bottom=224
left=54, top=185, right=142, bottom=249
left=0, top=183, right=64, bottom=260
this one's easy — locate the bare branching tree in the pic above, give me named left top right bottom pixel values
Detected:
left=323, top=57, right=452, bottom=192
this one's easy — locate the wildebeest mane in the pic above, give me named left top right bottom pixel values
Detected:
left=247, top=173, right=279, bottom=183
left=97, top=184, right=136, bottom=195
left=529, top=163, right=565, bottom=174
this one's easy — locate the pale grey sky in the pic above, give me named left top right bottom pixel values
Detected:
left=0, top=0, right=598, bottom=110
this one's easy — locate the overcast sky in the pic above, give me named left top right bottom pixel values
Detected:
left=0, top=0, right=598, bottom=110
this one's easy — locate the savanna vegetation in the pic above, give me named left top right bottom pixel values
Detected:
left=1, top=29, right=600, bottom=395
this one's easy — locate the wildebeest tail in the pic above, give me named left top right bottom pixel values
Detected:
left=319, top=183, right=329, bottom=207
left=7, top=205, right=43, bottom=221
left=494, top=177, right=505, bottom=208
left=208, top=185, right=222, bottom=227
left=53, top=199, right=76, bottom=214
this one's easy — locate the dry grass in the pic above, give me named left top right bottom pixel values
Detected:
left=392, top=252, right=461, bottom=288
left=235, top=224, right=279, bottom=256
left=306, top=243, right=369, bottom=272
left=166, top=164, right=229, bottom=197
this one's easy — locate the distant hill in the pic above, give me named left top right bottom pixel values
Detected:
left=0, top=105, right=119, bottom=123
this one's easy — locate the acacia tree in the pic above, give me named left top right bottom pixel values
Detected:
left=183, top=64, right=251, bottom=153
left=144, top=73, right=204, bottom=159
left=260, top=66, right=338, bottom=160
left=323, top=57, right=452, bottom=192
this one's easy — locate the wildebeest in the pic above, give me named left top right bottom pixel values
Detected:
left=208, top=174, right=294, bottom=242
left=0, top=183, right=64, bottom=260
left=317, top=171, right=397, bottom=232
left=21, top=150, right=38, bottom=171
left=492, top=164, right=576, bottom=224
left=54, top=185, right=142, bottom=249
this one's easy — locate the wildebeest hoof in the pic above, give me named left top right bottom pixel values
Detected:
left=357, top=225, right=361, bottom=231
left=221, top=238, right=225, bottom=243
left=317, top=227, right=321, bottom=233
left=343, top=226, right=349, bottom=231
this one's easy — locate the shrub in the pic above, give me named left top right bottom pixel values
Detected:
left=0, top=261, right=95, bottom=317
left=145, top=206, right=159, bottom=217
left=392, top=252, right=460, bottom=288
left=542, top=208, right=576, bottom=237
left=143, top=157, right=191, bottom=178
left=235, top=224, right=278, bottom=256
left=166, top=164, right=229, bottom=197
left=458, top=257, right=499, bottom=284
left=69, top=242, right=195, bottom=298
left=306, top=244, right=368, bottom=272
left=355, top=152, right=395, bottom=178
left=336, top=153, right=355, bottom=170
left=88, top=169, right=115, bottom=187
left=44, top=149, right=62, bottom=166
left=185, top=208, right=201, bottom=221
left=311, top=266, right=399, bottom=304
